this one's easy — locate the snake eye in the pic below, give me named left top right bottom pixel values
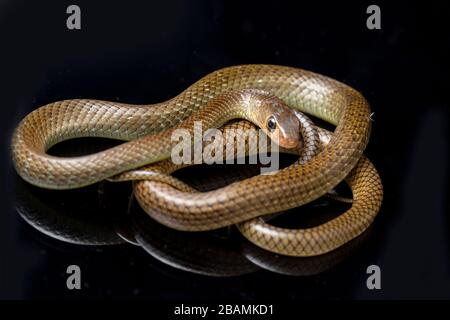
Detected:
left=267, top=116, right=277, bottom=131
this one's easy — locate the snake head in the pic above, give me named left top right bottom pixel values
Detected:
left=259, top=98, right=300, bottom=149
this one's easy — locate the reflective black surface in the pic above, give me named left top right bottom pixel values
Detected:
left=0, top=0, right=449, bottom=299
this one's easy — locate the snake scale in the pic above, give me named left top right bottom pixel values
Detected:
left=11, top=64, right=383, bottom=257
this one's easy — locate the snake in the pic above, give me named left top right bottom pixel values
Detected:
left=11, top=64, right=383, bottom=257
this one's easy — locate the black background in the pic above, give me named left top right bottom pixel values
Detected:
left=0, top=0, right=449, bottom=300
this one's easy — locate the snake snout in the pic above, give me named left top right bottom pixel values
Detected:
left=276, top=111, right=301, bottom=149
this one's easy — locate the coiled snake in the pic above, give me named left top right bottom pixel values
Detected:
left=11, top=64, right=383, bottom=257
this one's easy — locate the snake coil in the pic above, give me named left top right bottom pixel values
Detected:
left=11, top=65, right=383, bottom=257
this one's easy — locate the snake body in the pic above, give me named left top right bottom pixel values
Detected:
left=126, top=121, right=382, bottom=256
left=11, top=64, right=383, bottom=257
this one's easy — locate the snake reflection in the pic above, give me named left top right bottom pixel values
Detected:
left=15, top=159, right=371, bottom=277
